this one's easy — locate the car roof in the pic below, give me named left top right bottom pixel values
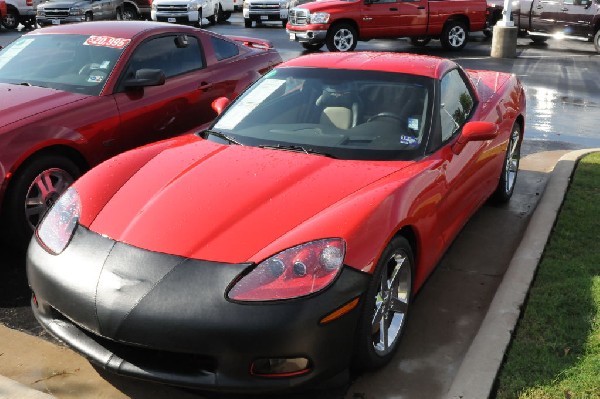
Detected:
left=279, top=52, right=458, bottom=80
left=26, top=21, right=200, bottom=40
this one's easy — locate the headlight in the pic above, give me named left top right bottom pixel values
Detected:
left=279, top=0, right=288, bottom=8
left=309, top=12, right=329, bottom=24
left=36, top=187, right=80, bottom=255
left=228, top=239, right=345, bottom=301
left=188, top=1, right=200, bottom=10
left=37, top=9, right=45, bottom=16
left=69, top=7, right=84, bottom=15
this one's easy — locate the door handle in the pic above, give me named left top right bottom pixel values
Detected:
left=390, top=7, right=398, bottom=10
left=199, top=82, right=214, bottom=91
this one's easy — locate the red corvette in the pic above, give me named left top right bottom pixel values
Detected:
left=0, top=21, right=281, bottom=247
left=27, top=52, right=525, bottom=392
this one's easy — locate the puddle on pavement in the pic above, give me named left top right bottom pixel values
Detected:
left=525, top=86, right=600, bottom=148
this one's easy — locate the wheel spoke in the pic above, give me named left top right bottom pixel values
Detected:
left=389, top=297, right=408, bottom=314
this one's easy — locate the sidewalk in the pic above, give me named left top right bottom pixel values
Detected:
left=1, top=149, right=597, bottom=399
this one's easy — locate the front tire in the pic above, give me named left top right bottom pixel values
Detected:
left=326, top=23, right=357, bottom=52
left=440, top=20, right=468, bottom=50
left=84, top=12, right=93, bottom=22
left=3, top=155, right=81, bottom=249
left=244, top=17, right=252, bottom=28
left=353, top=236, right=413, bottom=370
left=122, top=5, right=138, bottom=20
left=492, top=123, right=521, bottom=203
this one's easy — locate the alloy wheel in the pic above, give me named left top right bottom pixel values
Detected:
left=24, top=168, right=75, bottom=230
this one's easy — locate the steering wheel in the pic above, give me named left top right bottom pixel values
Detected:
left=367, top=112, right=404, bottom=123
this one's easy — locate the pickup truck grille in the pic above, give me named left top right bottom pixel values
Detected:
left=156, top=4, right=187, bottom=12
left=43, top=8, right=70, bottom=18
left=288, top=8, right=308, bottom=25
left=249, top=2, right=279, bottom=10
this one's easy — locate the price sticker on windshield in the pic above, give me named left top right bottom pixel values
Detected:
left=84, top=36, right=131, bottom=49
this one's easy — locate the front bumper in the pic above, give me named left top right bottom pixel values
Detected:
left=36, top=15, right=86, bottom=24
left=151, top=10, right=200, bottom=23
left=287, top=28, right=327, bottom=44
left=243, top=9, right=288, bottom=21
left=27, top=226, right=370, bottom=392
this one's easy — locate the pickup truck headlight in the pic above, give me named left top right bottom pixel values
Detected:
left=187, top=1, right=199, bottom=10
left=69, top=7, right=84, bottom=15
left=37, top=8, right=45, bottom=16
left=279, top=0, right=289, bottom=8
left=310, top=12, right=329, bottom=24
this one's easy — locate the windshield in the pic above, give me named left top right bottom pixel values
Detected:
left=211, top=67, right=434, bottom=161
left=0, top=34, right=128, bottom=96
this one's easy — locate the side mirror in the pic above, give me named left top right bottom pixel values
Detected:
left=212, top=97, right=231, bottom=115
left=452, top=121, right=498, bottom=154
left=123, top=69, right=166, bottom=88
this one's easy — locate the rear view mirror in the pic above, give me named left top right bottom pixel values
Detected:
left=123, top=69, right=166, bottom=88
left=212, top=97, right=231, bottom=115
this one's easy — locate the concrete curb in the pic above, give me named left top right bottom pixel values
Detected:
left=445, top=148, right=600, bottom=399
left=0, top=375, right=56, bottom=399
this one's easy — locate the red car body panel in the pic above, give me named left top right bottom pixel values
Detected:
left=0, top=21, right=281, bottom=214
left=0, top=0, right=7, bottom=24
left=72, top=53, right=525, bottom=294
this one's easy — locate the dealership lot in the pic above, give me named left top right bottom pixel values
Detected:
left=1, top=15, right=600, bottom=398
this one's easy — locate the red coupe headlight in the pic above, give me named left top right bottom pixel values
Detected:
left=36, top=187, right=81, bottom=255
left=228, top=239, right=346, bottom=301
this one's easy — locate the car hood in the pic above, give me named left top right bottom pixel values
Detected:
left=82, top=136, right=410, bottom=264
left=298, top=0, right=354, bottom=12
left=39, top=1, right=83, bottom=7
left=0, top=83, right=87, bottom=130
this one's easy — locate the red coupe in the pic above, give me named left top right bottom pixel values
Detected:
left=0, top=21, right=281, bottom=247
left=28, top=52, right=525, bottom=392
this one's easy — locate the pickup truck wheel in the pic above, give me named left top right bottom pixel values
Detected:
left=4, top=155, right=81, bottom=250
left=122, top=6, right=138, bottom=20
left=440, top=20, right=468, bottom=50
left=410, top=37, right=431, bottom=47
left=85, top=12, right=93, bottom=22
left=326, top=23, right=357, bottom=52
left=281, top=18, right=287, bottom=28
left=1, top=9, right=19, bottom=30
left=595, top=30, right=600, bottom=53
left=244, top=18, right=252, bottom=28
left=302, top=42, right=324, bottom=51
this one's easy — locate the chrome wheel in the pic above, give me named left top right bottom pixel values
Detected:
left=24, top=168, right=74, bottom=230
left=333, top=29, right=354, bottom=51
left=447, top=26, right=466, bottom=48
left=441, top=21, right=468, bottom=50
left=326, top=24, right=357, bottom=52
left=504, top=126, right=520, bottom=195
left=372, top=249, right=412, bottom=356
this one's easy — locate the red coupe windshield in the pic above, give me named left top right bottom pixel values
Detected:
left=211, top=67, right=434, bottom=161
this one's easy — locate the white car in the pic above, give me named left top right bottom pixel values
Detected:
left=151, top=0, right=232, bottom=25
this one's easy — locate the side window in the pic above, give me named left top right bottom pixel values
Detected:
left=124, top=35, right=204, bottom=81
left=439, top=69, right=474, bottom=143
left=211, top=37, right=239, bottom=61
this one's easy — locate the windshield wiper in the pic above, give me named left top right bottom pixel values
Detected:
left=259, top=144, right=336, bottom=158
left=202, top=130, right=243, bottom=146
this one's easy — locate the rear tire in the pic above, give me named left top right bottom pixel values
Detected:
left=3, top=155, right=81, bottom=250
left=530, top=35, right=548, bottom=44
left=353, top=236, right=413, bottom=370
left=440, top=20, right=468, bottom=50
left=1, top=8, right=19, bottom=29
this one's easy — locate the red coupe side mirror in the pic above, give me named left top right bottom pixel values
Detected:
left=452, top=121, right=498, bottom=154
left=212, top=97, right=231, bottom=115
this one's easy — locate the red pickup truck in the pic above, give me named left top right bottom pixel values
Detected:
left=286, top=0, right=488, bottom=51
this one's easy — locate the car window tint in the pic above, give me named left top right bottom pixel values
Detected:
left=126, top=35, right=204, bottom=79
left=440, top=69, right=474, bottom=143
left=211, top=37, right=239, bottom=61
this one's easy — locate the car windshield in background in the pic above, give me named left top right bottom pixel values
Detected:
left=0, top=34, right=128, bottom=96
left=211, top=67, right=434, bottom=161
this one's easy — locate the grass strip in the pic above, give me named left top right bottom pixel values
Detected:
left=494, top=152, right=600, bottom=399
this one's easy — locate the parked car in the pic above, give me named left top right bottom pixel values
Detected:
left=28, top=52, right=525, bottom=392
left=151, top=0, right=233, bottom=27
left=36, top=0, right=124, bottom=25
left=286, top=0, right=488, bottom=52
left=515, top=0, right=600, bottom=52
left=1, top=0, right=39, bottom=30
left=0, top=21, right=281, bottom=248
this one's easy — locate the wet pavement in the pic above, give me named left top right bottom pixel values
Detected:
left=2, top=14, right=600, bottom=399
